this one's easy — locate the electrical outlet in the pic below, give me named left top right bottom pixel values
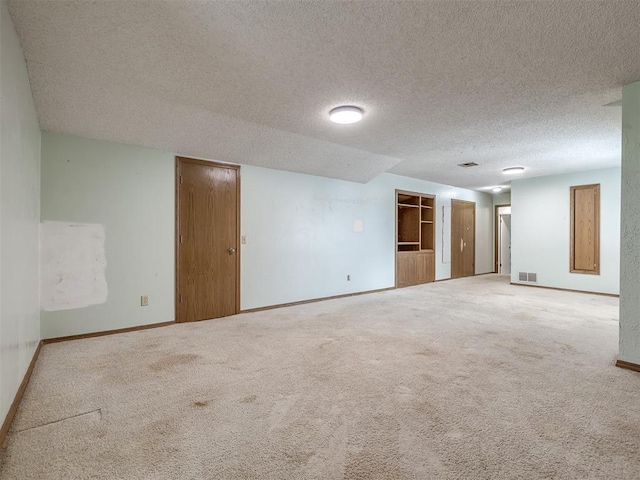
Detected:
left=347, top=275, right=351, bottom=281
left=141, top=295, right=149, bottom=306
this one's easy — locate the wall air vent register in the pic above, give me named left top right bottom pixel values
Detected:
left=518, top=272, right=538, bottom=283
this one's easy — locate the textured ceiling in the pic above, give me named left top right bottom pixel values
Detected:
left=7, top=0, right=640, bottom=188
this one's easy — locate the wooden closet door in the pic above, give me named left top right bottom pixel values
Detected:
left=451, top=200, right=475, bottom=279
left=176, top=157, right=239, bottom=322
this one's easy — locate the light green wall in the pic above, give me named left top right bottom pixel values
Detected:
left=41, top=133, right=494, bottom=337
left=40, top=133, right=175, bottom=338
left=1, top=0, right=41, bottom=422
left=619, top=81, right=640, bottom=364
left=240, top=168, right=494, bottom=309
left=511, top=167, right=621, bottom=294
left=492, top=192, right=511, bottom=206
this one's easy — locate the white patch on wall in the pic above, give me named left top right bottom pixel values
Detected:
left=40, top=221, right=108, bottom=311
left=352, top=219, right=364, bottom=233
left=442, top=206, right=451, bottom=264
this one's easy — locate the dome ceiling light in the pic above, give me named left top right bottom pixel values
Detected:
left=503, top=166, right=525, bottom=175
left=329, top=105, right=364, bottom=124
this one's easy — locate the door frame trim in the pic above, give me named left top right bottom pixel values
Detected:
left=494, top=203, right=511, bottom=273
left=175, top=156, right=241, bottom=322
left=451, top=199, right=476, bottom=278
left=569, top=184, right=600, bottom=275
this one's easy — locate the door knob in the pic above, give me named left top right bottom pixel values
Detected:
left=228, top=247, right=236, bottom=254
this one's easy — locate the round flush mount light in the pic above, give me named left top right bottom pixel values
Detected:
left=502, top=166, right=525, bottom=175
left=492, top=187, right=503, bottom=193
left=329, top=105, right=364, bottom=124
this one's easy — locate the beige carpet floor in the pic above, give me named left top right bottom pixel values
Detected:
left=1, top=275, right=639, bottom=479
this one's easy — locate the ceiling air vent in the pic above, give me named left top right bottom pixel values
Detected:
left=458, top=162, right=479, bottom=168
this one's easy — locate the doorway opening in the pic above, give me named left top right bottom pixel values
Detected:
left=494, top=205, right=511, bottom=274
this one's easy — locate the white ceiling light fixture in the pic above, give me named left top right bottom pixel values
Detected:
left=492, top=187, right=503, bottom=193
left=329, top=105, right=364, bottom=124
left=502, top=166, right=525, bottom=175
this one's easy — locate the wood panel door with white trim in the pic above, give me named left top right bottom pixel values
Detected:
left=176, top=157, right=239, bottom=322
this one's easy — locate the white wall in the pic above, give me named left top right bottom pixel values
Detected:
left=492, top=192, right=511, bottom=206
left=0, top=0, right=41, bottom=424
left=619, top=81, right=640, bottom=365
left=511, top=168, right=621, bottom=294
left=41, top=133, right=493, bottom=335
left=40, top=134, right=175, bottom=338
left=241, top=169, right=493, bottom=309
left=382, top=174, right=494, bottom=280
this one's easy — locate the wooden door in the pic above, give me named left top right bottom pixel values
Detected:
left=176, top=157, right=240, bottom=322
left=451, top=200, right=475, bottom=279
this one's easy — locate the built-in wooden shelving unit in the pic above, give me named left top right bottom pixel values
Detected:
left=396, top=190, right=436, bottom=287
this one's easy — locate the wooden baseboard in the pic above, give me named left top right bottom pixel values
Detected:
left=1, top=340, right=43, bottom=448
left=434, top=277, right=455, bottom=283
left=2, top=321, right=175, bottom=447
left=435, top=272, right=494, bottom=283
left=510, top=282, right=619, bottom=298
left=240, top=287, right=395, bottom=314
left=42, top=321, right=175, bottom=344
left=616, top=360, right=640, bottom=372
